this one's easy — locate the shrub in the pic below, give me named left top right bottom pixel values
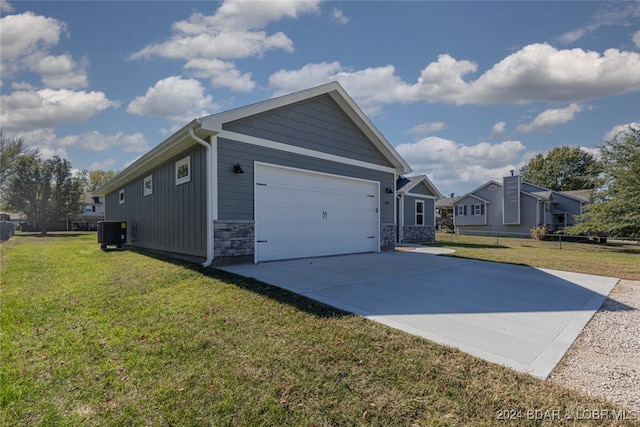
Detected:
left=530, top=225, right=550, bottom=240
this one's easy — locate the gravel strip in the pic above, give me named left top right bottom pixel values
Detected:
left=549, top=279, right=640, bottom=413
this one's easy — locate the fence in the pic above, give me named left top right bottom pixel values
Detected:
left=0, top=221, right=16, bottom=242
left=436, top=229, right=639, bottom=250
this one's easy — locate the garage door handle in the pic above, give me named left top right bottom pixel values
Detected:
left=257, top=240, right=268, bottom=243
left=367, top=236, right=375, bottom=239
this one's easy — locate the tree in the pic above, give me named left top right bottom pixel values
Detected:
left=0, top=132, right=38, bottom=204
left=520, top=145, right=602, bottom=191
left=79, top=169, right=118, bottom=193
left=570, top=126, right=640, bottom=238
left=4, top=155, right=84, bottom=235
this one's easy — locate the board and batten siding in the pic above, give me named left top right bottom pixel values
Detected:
left=222, top=94, right=391, bottom=167
left=217, top=138, right=396, bottom=223
left=105, top=145, right=207, bottom=258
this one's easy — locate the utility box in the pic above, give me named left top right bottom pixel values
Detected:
left=98, top=221, right=127, bottom=249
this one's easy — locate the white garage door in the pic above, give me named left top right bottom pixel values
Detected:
left=255, top=163, right=379, bottom=262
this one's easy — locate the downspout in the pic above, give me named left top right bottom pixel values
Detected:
left=189, top=128, right=214, bottom=267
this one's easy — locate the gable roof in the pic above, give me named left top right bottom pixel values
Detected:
left=559, top=189, right=592, bottom=203
left=98, top=82, right=411, bottom=196
left=396, top=175, right=443, bottom=198
left=454, top=193, right=491, bottom=204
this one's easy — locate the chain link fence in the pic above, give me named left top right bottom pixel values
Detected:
left=436, top=230, right=639, bottom=250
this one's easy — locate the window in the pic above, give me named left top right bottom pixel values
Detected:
left=144, top=175, right=153, bottom=196
left=175, top=156, right=191, bottom=185
left=415, top=200, right=424, bottom=226
left=473, top=204, right=484, bottom=215
left=119, top=189, right=125, bottom=204
left=455, top=205, right=467, bottom=216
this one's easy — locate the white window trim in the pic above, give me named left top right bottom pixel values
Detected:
left=143, top=175, right=153, bottom=196
left=415, top=200, right=425, bottom=226
left=118, top=189, right=125, bottom=205
left=175, top=156, right=191, bottom=185
left=473, top=204, right=482, bottom=215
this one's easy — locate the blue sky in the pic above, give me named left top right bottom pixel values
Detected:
left=1, top=0, right=639, bottom=196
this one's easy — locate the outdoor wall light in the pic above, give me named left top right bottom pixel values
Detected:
left=385, top=187, right=393, bottom=194
left=233, top=163, right=244, bottom=174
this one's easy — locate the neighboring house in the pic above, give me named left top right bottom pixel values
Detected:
left=435, top=196, right=459, bottom=231
left=453, top=175, right=591, bottom=236
left=396, top=175, right=442, bottom=243
left=97, top=82, right=412, bottom=265
left=73, top=193, right=105, bottom=230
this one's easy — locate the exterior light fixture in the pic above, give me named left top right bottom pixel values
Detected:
left=233, top=163, right=244, bottom=174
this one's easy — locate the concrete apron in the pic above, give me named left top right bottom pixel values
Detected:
left=220, top=250, right=619, bottom=379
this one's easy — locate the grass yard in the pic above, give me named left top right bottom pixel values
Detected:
left=2, top=233, right=638, bottom=426
left=434, top=232, right=640, bottom=281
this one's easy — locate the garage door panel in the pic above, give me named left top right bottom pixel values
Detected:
left=257, top=165, right=292, bottom=187
left=256, top=164, right=379, bottom=262
left=294, top=172, right=325, bottom=192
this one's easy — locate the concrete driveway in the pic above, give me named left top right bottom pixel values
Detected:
left=220, top=250, right=619, bottom=379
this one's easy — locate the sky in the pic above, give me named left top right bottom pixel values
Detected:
left=1, top=0, right=639, bottom=196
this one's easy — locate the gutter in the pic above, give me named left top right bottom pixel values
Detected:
left=188, top=128, right=214, bottom=267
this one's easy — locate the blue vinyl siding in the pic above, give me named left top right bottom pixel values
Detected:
left=222, top=94, right=392, bottom=167
left=217, top=138, right=395, bottom=223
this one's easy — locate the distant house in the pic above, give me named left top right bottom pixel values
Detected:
left=435, top=196, right=459, bottom=231
left=453, top=175, right=591, bottom=236
left=97, top=82, right=412, bottom=265
left=74, top=194, right=105, bottom=230
left=396, top=175, right=442, bottom=243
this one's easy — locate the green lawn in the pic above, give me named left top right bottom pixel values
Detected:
left=2, top=233, right=638, bottom=426
left=434, top=232, right=640, bottom=281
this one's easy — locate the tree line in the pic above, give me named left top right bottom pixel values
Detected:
left=0, top=132, right=117, bottom=235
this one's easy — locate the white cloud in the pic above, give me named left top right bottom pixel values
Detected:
left=126, top=76, right=218, bottom=122
left=31, top=54, right=89, bottom=89
left=89, top=158, right=116, bottom=171
left=184, top=58, right=254, bottom=92
left=58, top=131, right=150, bottom=153
left=516, top=103, right=585, bottom=133
left=0, top=11, right=63, bottom=61
left=270, top=62, right=410, bottom=115
left=396, top=137, right=527, bottom=193
left=268, top=43, right=640, bottom=114
left=603, top=121, right=640, bottom=142
left=129, top=0, right=320, bottom=92
left=269, top=61, right=341, bottom=92
left=633, top=30, right=640, bottom=49
left=491, top=121, right=506, bottom=137
left=424, top=44, right=640, bottom=105
left=558, top=2, right=640, bottom=45
left=0, top=11, right=89, bottom=89
left=331, top=8, right=350, bottom=25
left=0, top=88, right=120, bottom=132
left=11, top=81, right=35, bottom=90
left=1, top=0, right=14, bottom=13
left=558, top=29, right=586, bottom=45
left=407, top=122, right=447, bottom=136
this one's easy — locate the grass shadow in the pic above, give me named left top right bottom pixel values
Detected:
left=131, top=248, right=352, bottom=319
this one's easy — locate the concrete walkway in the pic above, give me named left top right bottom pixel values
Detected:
left=220, top=250, right=619, bottom=379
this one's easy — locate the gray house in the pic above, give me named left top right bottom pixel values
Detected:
left=453, top=175, right=590, bottom=236
left=396, top=175, right=442, bottom=243
left=98, top=82, right=412, bottom=265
